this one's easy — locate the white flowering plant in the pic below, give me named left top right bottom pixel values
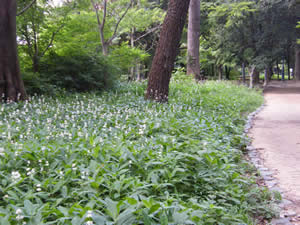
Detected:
left=0, top=81, right=276, bottom=224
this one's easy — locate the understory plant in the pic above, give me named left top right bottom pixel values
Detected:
left=0, top=80, right=276, bottom=225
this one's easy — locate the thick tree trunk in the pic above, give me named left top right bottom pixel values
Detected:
left=187, top=0, right=201, bottom=80
left=146, top=0, right=190, bottom=102
left=0, top=0, right=26, bottom=102
left=295, top=45, right=300, bottom=81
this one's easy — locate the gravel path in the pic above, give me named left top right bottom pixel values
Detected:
left=249, top=80, right=300, bottom=224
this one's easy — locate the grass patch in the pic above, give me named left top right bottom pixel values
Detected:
left=0, top=80, right=276, bottom=225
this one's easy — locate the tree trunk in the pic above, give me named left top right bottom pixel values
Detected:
left=242, top=63, right=246, bottom=84
left=277, top=62, right=280, bottom=80
left=129, top=28, right=135, bottom=81
left=249, top=66, right=259, bottom=88
left=281, top=58, right=285, bottom=81
left=187, top=0, right=201, bottom=80
left=146, top=0, right=190, bottom=102
left=263, top=68, right=269, bottom=87
left=225, top=65, right=230, bottom=80
left=295, top=45, right=300, bottom=81
left=136, top=63, right=141, bottom=81
left=268, top=66, right=273, bottom=80
left=218, top=65, right=223, bottom=80
left=253, top=68, right=259, bottom=84
left=0, top=0, right=26, bottom=102
left=287, top=51, right=291, bottom=80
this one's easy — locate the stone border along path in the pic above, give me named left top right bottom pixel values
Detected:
left=246, top=81, right=300, bottom=225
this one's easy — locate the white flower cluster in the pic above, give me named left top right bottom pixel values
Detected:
left=11, top=171, right=21, bottom=181
left=0, top=147, right=4, bottom=156
left=16, top=208, right=24, bottom=220
left=36, top=183, right=42, bottom=192
left=26, top=168, right=35, bottom=176
left=81, top=170, right=89, bottom=179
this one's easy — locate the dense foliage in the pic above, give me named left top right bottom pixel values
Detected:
left=22, top=53, right=119, bottom=95
left=0, top=80, right=277, bottom=224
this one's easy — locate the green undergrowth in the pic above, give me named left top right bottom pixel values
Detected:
left=0, top=79, right=277, bottom=225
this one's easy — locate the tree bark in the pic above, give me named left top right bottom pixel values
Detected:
left=0, top=0, right=26, bottom=102
left=225, top=65, right=230, bottom=80
left=295, top=45, right=300, bottom=81
left=146, top=0, right=190, bottom=102
left=263, top=68, right=269, bottom=87
left=218, top=65, right=223, bottom=80
left=249, top=66, right=259, bottom=88
left=187, top=0, right=201, bottom=80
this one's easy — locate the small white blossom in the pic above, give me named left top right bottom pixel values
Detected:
left=16, top=214, right=24, bottom=220
left=85, top=221, right=94, bottom=225
left=86, top=210, right=93, bottom=218
left=11, top=171, right=21, bottom=181
left=0, top=147, right=4, bottom=156
left=16, top=208, right=22, bottom=214
left=26, top=168, right=35, bottom=176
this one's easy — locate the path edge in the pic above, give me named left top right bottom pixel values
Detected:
left=244, top=102, right=294, bottom=225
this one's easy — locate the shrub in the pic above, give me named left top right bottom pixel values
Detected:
left=22, top=71, right=61, bottom=96
left=38, top=52, right=119, bottom=93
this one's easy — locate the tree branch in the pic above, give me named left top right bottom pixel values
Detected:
left=101, top=0, right=107, bottom=31
left=17, top=0, right=36, bottom=16
left=40, top=23, right=65, bottom=58
left=107, top=0, right=133, bottom=44
left=134, top=25, right=162, bottom=43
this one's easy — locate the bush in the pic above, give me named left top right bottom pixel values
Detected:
left=22, top=72, right=61, bottom=96
left=24, top=53, right=119, bottom=95
left=43, top=53, right=119, bottom=92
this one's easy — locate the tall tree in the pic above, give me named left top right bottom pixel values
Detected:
left=146, top=0, right=190, bottom=102
left=187, top=0, right=201, bottom=80
left=0, top=0, right=26, bottom=101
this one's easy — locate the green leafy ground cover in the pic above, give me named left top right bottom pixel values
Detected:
left=0, top=80, right=276, bottom=224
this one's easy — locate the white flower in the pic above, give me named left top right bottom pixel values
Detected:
left=16, top=214, right=24, bottom=220
left=81, top=170, right=89, bottom=179
left=11, top=171, right=21, bottom=181
left=26, top=168, right=35, bottom=176
left=86, top=210, right=93, bottom=218
left=16, top=208, right=22, bottom=214
left=0, top=147, right=4, bottom=156
left=72, top=163, right=77, bottom=171
left=85, top=221, right=94, bottom=225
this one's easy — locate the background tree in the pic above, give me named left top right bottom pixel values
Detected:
left=187, top=0, right=201, bottom=80
left=90, top=0, right=134, bottom=55
left=0, top=0, right=27, bottom=101
left=146, top=0, right=190, bottom=102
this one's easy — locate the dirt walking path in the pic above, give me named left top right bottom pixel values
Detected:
left=250, top=80, right=300, bottom=224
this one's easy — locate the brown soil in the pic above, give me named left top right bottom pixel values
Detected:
left=249, top=80, right=300, bottom=223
